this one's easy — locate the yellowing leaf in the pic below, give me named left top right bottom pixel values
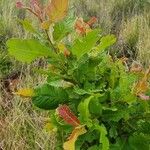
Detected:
left=63, top=126, right=87, bottom=150
left=14, top=88, right=34, bottom=97
left=57, top=43, right=71, bottom=57
left=46, top=0, right=69, bottom=23
left=44, top=122, right=57, bottom=132
left=41, top=20, right=51, bottom=29
left=58, top=43, right=67, bottom=52
left=134, top=66, right=150, bottom=95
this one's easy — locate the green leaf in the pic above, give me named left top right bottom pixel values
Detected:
left=109, top=126, right=118, bottom=138
left=102, top=107, right=130, bottom=122
left=71, top=30, right=100, bottom=59
left=18, top=19, right=36, bottom=33
left=87, top=145, right=100, bottom=150
left=76, top=130, right=100, bottom=150
left=110, top=62, right=138, bottom=104
left=73, top=87, right=89, bottom=95
left=32, top=84, right=68, bottom=110
left=53, top=12, right=75, bottom=42
left=89, top=97, right=102, bottom=116
left=78, top=96, right=94, bottom=126
left=129, top=133, right=150, bottom=150
left=97, top=34, right=116, bottom=51
left=49, top=79, right=74, bottom=89
left=94, top=124, right=109, bottom=150
left=110, top=138, right=129, bottom=150
left=7, top=39, right=55, bottom=63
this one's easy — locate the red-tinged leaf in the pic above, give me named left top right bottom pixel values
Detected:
left=138, top=93, right=150, bottom=101
left=75, top=18, right=90, bottom=35
left=75, top=17, right=97, bottom=35
left=64, top=49, right=71, bottom=57
left=87, top=17, right=98, bottom=26
left=30, top=0, right=39, bottom=5
left=130, top=61, right=143, bottom=73
left=16, top=1, right=24, bottom=9
left=29, top=0, right=44, bottom=20
left=57, top=43, right=70, bottom=57
left=57, top=105, right=80, bottom=127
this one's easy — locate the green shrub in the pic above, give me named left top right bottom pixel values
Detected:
left=7, top=0, right=150, bottom=150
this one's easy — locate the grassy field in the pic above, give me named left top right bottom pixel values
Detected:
left=0, top=0, right=150, bottom=149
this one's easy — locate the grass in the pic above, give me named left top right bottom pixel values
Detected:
left=0, top=71, right=57, bottom=150
left=0, top=0, right=150, bottom=149
left=0, top=1, right=57, bottom=148
left=74, top=0, right=150, bottom=66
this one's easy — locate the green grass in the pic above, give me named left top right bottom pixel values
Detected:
left=0, top=0, right=150, bottom=149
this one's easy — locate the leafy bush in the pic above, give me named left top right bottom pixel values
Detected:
left=7, top=0, right=150, bottom=150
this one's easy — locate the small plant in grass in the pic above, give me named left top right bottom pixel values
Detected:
left=7, top=0, right=150, bottom=149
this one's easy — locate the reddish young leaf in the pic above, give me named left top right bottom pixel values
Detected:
left=29, top=0, right=44, bottom=20
left=75, top=18, right=90, bottom=35
left=75, top=17, right=97, bottom=35
left=130, top=61, right=143, bottom=73
left=138, top=93, right=150, bottom=101
left=16, top=1, right=24, bottom=9
left=30, top=0, right=42, bottom=14
left=87, top=17, right=98, bottom=26
left=57, top=105, right=80, bottom=127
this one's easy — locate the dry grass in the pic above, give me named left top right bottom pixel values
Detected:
left=0, top=69, right=57, bottom=150
left=136, top=14, right=150, bottom=66
left=119, top=13, right=150, bottom=66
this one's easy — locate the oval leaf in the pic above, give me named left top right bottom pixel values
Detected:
left=32, top=84, right=68, bottom=110
left=7, top=39, right=55, bottom=63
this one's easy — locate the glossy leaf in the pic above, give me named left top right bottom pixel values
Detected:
left=32, top=84, right=68, bottom=110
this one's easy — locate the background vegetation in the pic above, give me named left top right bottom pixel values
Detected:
left=0, top=0, right=150, bottom=149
